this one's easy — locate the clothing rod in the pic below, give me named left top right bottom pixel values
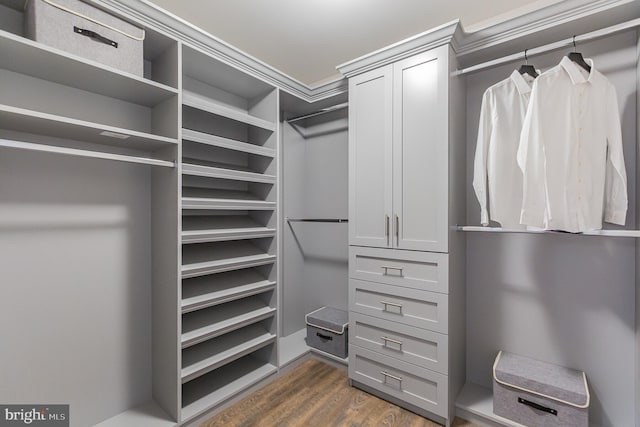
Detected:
left=456, top=17, right=640, bottom=76
left=0, top=138, right=175, bottom=168
left=287, top=218, right=348, bottom=223
left=286, top=102, right=348, bottom=123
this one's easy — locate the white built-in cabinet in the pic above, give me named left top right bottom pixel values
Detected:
left=349, top=47, right=448, bottom=253
left=341, top=39, right=466, bottom=426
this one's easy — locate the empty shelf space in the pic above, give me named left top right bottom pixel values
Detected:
left=182, top=161, right=276, bottom=184
left=182, top=241, right=276, bottom=279
left=0, top=29, right=178, bottom=107
left=182, top=324, right=276, bottom=383
left=182, top=188, right=275, bottom=211
left=0, top=104, right=178, bottom=151
left=182, top=269, right=276, bottom=313
left=456, top=383, right=523, bottom=427
left=182, top=129, right=275, bottom=158
left=182, top=91, right=276, bottom=132
left=182, top=216, right=275, bottom=244
left=181, top=296, right=276, bottom=348
left=181, top=357, right=277, bottom=421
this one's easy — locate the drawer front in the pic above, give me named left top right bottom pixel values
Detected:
left=349, top=345, right=448, bottom=418
left=349, top=246, right=448, bottom=293
left=351, top=312, right=448, bottom=374
left=349, top=279, right=448, bottom=334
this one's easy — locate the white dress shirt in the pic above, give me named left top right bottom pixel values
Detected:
left=517, top=57, right=627, bottom=232
left=473, top=70, right=536, bottom=228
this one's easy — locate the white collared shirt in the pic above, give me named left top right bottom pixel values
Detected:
left=517, top=57, right=627, bottom=232
left=473, top=70, right=536, bottom=228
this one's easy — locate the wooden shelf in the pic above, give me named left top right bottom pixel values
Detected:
left=182, top=269, right=276, bottom=313
left=181, top=357, right=277, bottom=421
left=455, top=383, right=525, bottom=427
left=182, top=324, right=276, bottom=383
left=457, top=226, right=640, bottom=238
left=0, top=104, right=178, bottom=151
left=182, top=129, right=275, bottom=158
left=181, top=297, right=276, bottom=348
left=182, top=162, right=276, bottom=184
left=182, top=216, right=276, bottom=244
left=181, top=241, right=276, bottom=279
left=183, top=91, right=276, bottom=132
left=0, top=29, right=177, bottom=107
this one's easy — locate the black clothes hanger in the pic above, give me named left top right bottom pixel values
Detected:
left=518, top=49, right=539, bottom=78
left=568, top=35, right=591, bottom=73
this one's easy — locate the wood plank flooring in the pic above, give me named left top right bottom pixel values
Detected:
left=200, top=359, right=479, bottom=427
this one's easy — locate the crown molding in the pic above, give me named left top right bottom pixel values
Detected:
left=336, top=20, right=462, bottom=78
left=91, top=0, right=346, bottom=103
left=456, top=0, right=637, bottom=57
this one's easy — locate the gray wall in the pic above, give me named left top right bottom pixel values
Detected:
left=281, top=116, right=348, bottom=337
left=0, top=144, right=152, bottom=427
left=465, top=30, right=637, bottom=427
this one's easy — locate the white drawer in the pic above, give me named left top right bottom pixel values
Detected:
left=349, top=345, right=448, bottom=418
left=349, top=279, right=448, bottom=334
left=349, top=246, right=448, bottom=293
left=351, top=312, right=448, bottom=374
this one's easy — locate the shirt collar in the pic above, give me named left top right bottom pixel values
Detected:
left=560, top=56, right=595, bottom=84
left=510, top=70, right=537, bottom=95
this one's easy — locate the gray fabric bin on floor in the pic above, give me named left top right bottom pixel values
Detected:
left=493, top=351, right=590, bottom=427
left=25, top=0, right=144, bottom=76
left=305, top=307, right=348, bottom=358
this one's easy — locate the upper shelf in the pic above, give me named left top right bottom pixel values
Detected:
left=0, top=29, right=178, bottom=107
left=183, top=91, right=276, bottom=132
left=0, top=104, right=178, bottom=151
left=458, top=226, right=640, bottom=238
left=182, top=129, right=276, bottom=158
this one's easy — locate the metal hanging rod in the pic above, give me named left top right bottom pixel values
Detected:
left=286, top=102, right=348, bottom=123
left=287, top=218, right=348, bottom=223
left=455, top=17, right=640, bottom=76
left=0, top=138, right=175, bottom=168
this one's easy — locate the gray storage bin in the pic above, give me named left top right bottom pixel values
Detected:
left=493, top=351, right=589, bottom=427
left=305, top=307, right=348, bottom=358
left=25, top=0, right=144, bottom=76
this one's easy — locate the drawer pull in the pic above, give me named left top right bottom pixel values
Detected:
left=381, top=336, right=403, bottom=351
left=381, top=301, right=403, bottom=314
left=381, top=371, right=403, bottom=387
left=518, top=397, right=557, bottom=416
left=381, top=266, right=404, bottom=276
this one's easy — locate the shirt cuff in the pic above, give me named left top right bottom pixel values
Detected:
left=604, top=210, right=626, bottom=225
left=480, top=209, right=489, bottom=226
left=520, top=209, right=546, bottom=228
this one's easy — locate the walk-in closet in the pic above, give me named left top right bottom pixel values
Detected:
left=1, top=0, right=640, bottom=426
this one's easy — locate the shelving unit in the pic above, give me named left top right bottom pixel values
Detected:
left=179, top=44, right=279, bottom=423
left=458, top=226, right=640, bottom=238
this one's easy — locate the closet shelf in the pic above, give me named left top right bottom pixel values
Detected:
left=0, top=104, right=178, bottom=151
left=182, top=129, right=276, bottom=158
left=181, top=358, right=277, bottom=421
left=456, top=383, right=522, bottom=427
left=94, top=401, right=174, bottom=427
left=182, top=91, right=276, bottom=132
left=182, top=162, right=276, bottom=184
left=181, top=298, right=276, bottom=348
left=181, top=324, right=276, bottom=383
left=182, top=253, right=276, bottom=279
left=458, top=226, right=640, bottom=238
left=182, top=273, right=276, bottom=313
left=0, top=29, right=177, bottom=106
left=182, top=227, right=276, bottom=244
left=182, top=196, right=276, bottom=211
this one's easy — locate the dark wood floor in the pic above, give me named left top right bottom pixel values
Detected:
left=200, top=359, right=478, bottom=427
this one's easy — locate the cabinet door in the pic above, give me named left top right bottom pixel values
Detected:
left=392, top=47, right=448, bottom=252
left=349, top=65, right=393, bottom=248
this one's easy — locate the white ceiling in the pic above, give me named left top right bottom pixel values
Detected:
left=147, top=0, right=563, bottom=86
